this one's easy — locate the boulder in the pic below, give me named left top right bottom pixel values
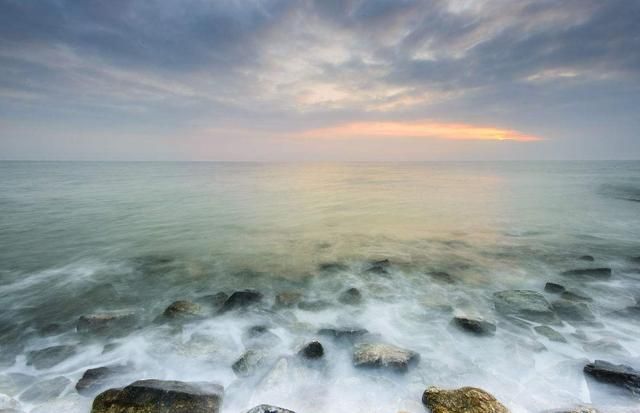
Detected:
left=76, top=365, right=128, bottom=396
left=77, top=312, right=136, bottom=334
left=20, top=376, right=70, bottom=403
left=544, top=283, right=566, bottom=294
left=452, top=316, right=496, bottom=336
left=534, top=325, right=567, bottom=343
left=91, top=379, right=223, bottom=413
left=246, top=405, right=296, bottom=413
left=26, top=345, right=76, bottom=369
left=560, top=268, right=612, bottom=280
left=318, top=327, right=368, bottom=342
left=552, top=300, right=595, bottom=323
left=493, top=290, right=556, bottom=323
left=338, top=287, right=362, bottom=305
left=275, top=292, right=303, bottom=308
left=421, top=386, right=509, bottom=413
left=232, top=350, right=265, bottom=377
left=299, top=341, right=324, bottom=359
left=163, top=300, right=202, bottom=319
left=352, top=343, right=419, bottom=372
left=583, top=360, right=640, bottom=395
left=219, top=290, right=263, bottom=312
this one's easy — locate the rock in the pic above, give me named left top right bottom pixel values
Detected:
left=544, top=282, right=566, bottom=294
left=91, top=379, right=223, bottom=413
left=20, top=376, right=70, bottom=403
left=77, top=312, right=136, bottom=335
left=534, top=325, right=567, bottom=343
left=246, top=405, right=296, bottom=413
left=338, top=287, right=362, bottom=305
left=275, top=292, right=303, bottom=308
left=242, top=326, right=281, bottom=349
left=366, top=259, right=391, bottom=274
left=232, top=350, right=265, bottom=377
left=26, top=345, right=76, bottom=369
left=583, top=360, right=640, bottom=395
left=0, top=374, right=34, bottom=397
left=561, top=268, right=612, bottom=280
left=430, top=271, right=455, bottom=284
left=552, top=300, right=595, bottom=323
left=198, top=292, right=228, bottom=311
left=560, top=291, right=593, bottom=302
left=298, top=300, right=331, bottom=311
left=39, top=322, right=66, bottom=336
left=219, top=290, right=263, bottom=312
left=579, top=255, right=595, bottom=262
left=76, top=366, right=128, bottom=396
left=318, top=262, right=348, bottom=272
left=452, top=316, right=496, bottom=336
left=299, top=341, right=324, bottom=359
left=318, top=327, right=369, bottom=342
left=421, top=386, right=509, bottom=413
left=583, top=338, right=630, bottom=356
left=352, top=343, right=419, bottom=372
left=163, top=300, right=202, bottom=319
left=542, top=406, right=599, bottom=413
left=494, top=290, right=557, bottom=323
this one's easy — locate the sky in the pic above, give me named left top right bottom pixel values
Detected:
left=0, top=0, right=639, bottom=161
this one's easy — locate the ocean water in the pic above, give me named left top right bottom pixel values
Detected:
left=0, top=161, right=639, bottom=413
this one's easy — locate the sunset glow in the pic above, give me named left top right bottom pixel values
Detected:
left=296, top=121, right=542, bottom=142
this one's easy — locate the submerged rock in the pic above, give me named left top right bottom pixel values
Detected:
left=26, top=345, right=76, bottom=369
left=20, top=376, right=70, bottom=403
left=352, top=343, right=419, bottom=372
left=76, top=365, right=128, bottom=396
left=318, top=262, right=348, bottom=272
left=452, top=316, right=496, bottom=336
left=299, top=341, right=324, bottom=359
left=552, top=300, right=596, bottom=323
left=579, top=255, right=595, bottom=262
left=365, top=259, right=391, bottom=274
left=561, top=268, right=612, bottom=280
left=163, top=300, right=202, bottom=319
left=583, top=338, right=630, bottom=356
left=544, top=282, right=566, bottom=294
left=298, top=300, right=331, bottom=311
left=242, top=326, right=281, bottom=349
left=246, top=405, right=296, bottom=413
left=318, top=327, right=368, bottom=342
left=198, top=292, right=229, bottom=311
left=583, top=360, right=640, bottom=395
left=232, top=350, right=265, bottom=377
left=560, top=291, right=593, bottom=302
left=534, top=325, right=567, bottom=343
left=220, top=290, right=263, bottom=312
left=494, top=290, right=556, bottom=323
left=275, top=292, right=303, bottom=308
left=429, top=271, right=455, bottom=284
left=422, top=386, right=509, bottom=413
left=91, top=379, right=223, bottom=413
left=77, top=312, right=136, bottom=335
left=338, top=287, right=362, bottom=305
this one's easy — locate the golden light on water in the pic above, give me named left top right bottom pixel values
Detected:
left=296, top=121, right=542, bottom=142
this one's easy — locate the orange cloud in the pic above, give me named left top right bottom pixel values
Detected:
left=295, top=121, right=542, bottom=142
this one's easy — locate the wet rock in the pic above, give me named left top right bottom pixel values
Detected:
left=219, top=290, right=263, bottom=312
left=544, top=282, right=566, bottom=294
left=20, top=376, right=70, bottom=403
left=242, top=326, right=281, bottom=349
left=452, top=316, right=496, bottom=336
left=552, top=300, right=595, bottom=323
left=246, top=405, right=296, bottom=413
left=76, top=366, right=128, bottom=396
left=77, top=312, right=136, bottom=334
left=318, top=327, right=369, bottom=342
left=579, top=255, right=595, bottom=262
left=421, top=386, right=509, bottom=413
left=494, top=290, right=557, bottom=323
left=338, top=287, right=362, bottom=305
left=39, top=322, right=66, bottom=336
left=299, top=341, right=324, bottom=359
left=429, top=271, right=455, bottom=284
left=298, top=300, right=331, bottom=311
left=198, top=292, right=228, bottom=311
left=91, top=379, right=223, bottom=413
left=560, top=291, right=593, bottom=302
left=275, top=292, right=303, bottom=308
left=561, top=268, right=612, bottom=280
left=542, top=406, right=600, bottom=413
left=163, top=300, right=202, bottom=319
left=366, top=259, right=391, bottom=274
left=583, top=360, right=640, bottom=395
left=534, top=325, right=567, bottom=343
left=232, top=350, right=265, bottom=377
left=352, top=343, right=419, bottom=372
left=26, top=345, right=76, bottom=369
left=318, top=262, right=348, bottom=272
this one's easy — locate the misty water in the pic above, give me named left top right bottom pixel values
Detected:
left=1, top=161, right=639, bottom=413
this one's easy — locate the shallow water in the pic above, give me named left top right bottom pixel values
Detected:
left=0, top=161, right=639, bottom=413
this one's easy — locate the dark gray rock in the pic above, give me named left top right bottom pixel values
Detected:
left=561, top=268, right=612, bottom=280
left=77, top=312, right=136, bottom=334
left=26, top=345, right=76, bottom=369
left=299, top=341, right=324, bottom=359
left=583, top=360, right=640, bottom=395
left=494, top=290, right=557, bottom=323
left=452, top=317, right=496, bottom=336
left=353, top=343, right=419, bottom=372
left=317, top=327, right=368, bottom=342
left=91, top=379, right=223, bottom=413
left=20, top=376, right=70, bottom=402
left=552, top=300, right=596, bottom=323
left=232, top=350, right=265, bottom=377
left=579, top=255, right=595, bottom=262
left=318, top=262, right=348, bottom=272
left=560, top=291, right=593, bottom=302
left=76, top=365, right=128, bottom=396
left=246, top=404, right=296, bottom=413
left=220, top=290, right=263, bottom=312
left=534, top=325, right=567, bottom=343
left=544, top=282, right=566, bottom=294
left=163, top=300, right=202, bottom=319
left=338, top=287, right=362, bottom=305
left=365, top=259, right=391, bottom=275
